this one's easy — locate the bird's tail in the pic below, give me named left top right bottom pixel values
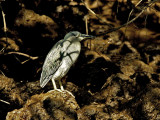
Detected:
left=40, top=75, right=51, bottom=88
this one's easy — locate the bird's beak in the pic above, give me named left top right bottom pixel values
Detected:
left=80, top=34, right=95, bottom=41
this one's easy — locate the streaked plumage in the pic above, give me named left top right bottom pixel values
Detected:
left=40, top=31, right=94, bottom=91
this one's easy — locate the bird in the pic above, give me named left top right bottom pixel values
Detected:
left=40, top=31, right=94, bottom=95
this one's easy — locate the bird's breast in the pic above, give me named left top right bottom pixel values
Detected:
left=63, top=41, right=81, bottom=64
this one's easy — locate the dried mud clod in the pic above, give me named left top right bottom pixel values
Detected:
left=15, top=9, right=59, bottom=39
left=0, top=75, right=23, bottom=105
left=6, top=90, right=79, bottom=120
left=0, top=0, right=160, bottom=119
left=141, top=86, right=160, bottom=120
left=0, top=37, right=20, bottom=51
left=77, top=103, right=133, bottom=120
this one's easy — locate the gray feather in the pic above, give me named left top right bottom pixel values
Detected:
left=40, top=39, right=81, bottom=88
left=40, top=31, right=94, bottom=88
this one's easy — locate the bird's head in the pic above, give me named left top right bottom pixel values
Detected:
left=64, top=31, right=94, bottom=41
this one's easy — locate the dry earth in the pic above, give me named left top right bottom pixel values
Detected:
left=0, top=0, right=160, bottom=120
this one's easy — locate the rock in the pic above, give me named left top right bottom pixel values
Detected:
left=6, top=90, right=79, bottom=120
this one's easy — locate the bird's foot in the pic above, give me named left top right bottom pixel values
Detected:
left=62, top=90, right=75, bottom=98
left=48, top=89, right=75, bottom=98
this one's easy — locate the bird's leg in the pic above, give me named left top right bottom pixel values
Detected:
left=51, top=78, right=57, bottom=90
left=51, top=78, right=62, bottom=93
left=60, top=78, right=75, bottom=98
left=59, top=79, right=64, bottom=91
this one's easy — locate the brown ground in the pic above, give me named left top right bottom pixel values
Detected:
left=0, top=0, right=160, bottom=120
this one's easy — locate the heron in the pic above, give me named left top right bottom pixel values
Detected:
left=40, top=31, right=94, bottom=95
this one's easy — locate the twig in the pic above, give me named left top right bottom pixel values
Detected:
left=21, top=59, right=31, bottom=64
left=13, top=55, right=29, bottom=64
left=84, top=15, right=88, bottom=35
left=0, top=69, right=5, bottom=76
left=0, top=2, right=8, bottom=53
left=96, top=0, right=158, bottom=36
left=7, top=52, right=38, bottom=60
left=124, top=0, right=143, bottom=34
left=2, top=10, right=7, bottom=32
left=81, top=0, right=113, bottom=28
left=0, top=99, right=10, bottom=105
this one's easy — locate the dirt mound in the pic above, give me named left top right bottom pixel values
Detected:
left=0, top=0, right=160, bottom=119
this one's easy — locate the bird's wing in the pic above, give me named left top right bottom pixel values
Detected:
left=40, top=39, right=81, bottom=88
left=40, top=40, right=64, bottom=88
